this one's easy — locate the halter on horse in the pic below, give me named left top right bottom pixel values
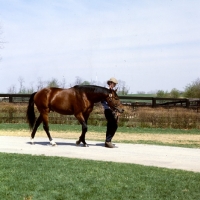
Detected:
left=26, top=85, right=124, bottom=146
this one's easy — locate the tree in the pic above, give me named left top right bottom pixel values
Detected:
left=170, top=88, right=180, bottom=98
left=74, top=76, right=82, bottom=85
left=7, top=85, right=17, bottom=94
left=81, top=81, right=90, bottom=85
left=156, top=90, right=169, bottom=103
left=36, top=77, right=45, bottom=91
left=117, top=80, right=129, bottom=95
left=60, top=77, right=66, bottom=88
left=184, top=78, right=200, bottom=98
left=156, top=90, right=169, bottom=98
left=47, top=78, right=59, bottom=88
left=18, top=77, right=25, bottom=93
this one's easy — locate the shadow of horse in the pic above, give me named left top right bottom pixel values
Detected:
left=26, top=141, right=106, bottom=147
left=26, top=142, right=76, bottom=146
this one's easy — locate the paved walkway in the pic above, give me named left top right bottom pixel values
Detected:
left=1, top=136, right=200, bottom=172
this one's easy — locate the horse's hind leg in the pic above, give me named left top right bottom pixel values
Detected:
left=30, top=115, right=42, bottom=144
left=43, top=124, right=56, bottom=146
left=42, top=112, right=57, bottom=146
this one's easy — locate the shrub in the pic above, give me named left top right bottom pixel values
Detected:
left=0, top=102, right=199, bottom=129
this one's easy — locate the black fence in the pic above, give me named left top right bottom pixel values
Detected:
left=0, top=94, right=30, bottom=103
left=0, top=93, right=200, bottom=110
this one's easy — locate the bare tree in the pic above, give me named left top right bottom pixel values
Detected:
left=36, top=77, right=45, bottom=91
left=18, top=77, right=25, bottom=93
left=7, top=85, right=17, bottom=94
left=74, top=76, right=83, bottom=85
left=117, top=80, right=129, bottom=95
left=60, top=77, right=66, bottom=88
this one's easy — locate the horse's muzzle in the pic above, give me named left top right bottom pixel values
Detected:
left=116, top=107, right=124, bottom=113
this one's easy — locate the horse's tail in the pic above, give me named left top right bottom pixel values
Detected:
left=26, top=92, right=37, bottom=130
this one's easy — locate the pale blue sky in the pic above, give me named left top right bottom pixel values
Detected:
left=0, top=0, right=200, bottom=93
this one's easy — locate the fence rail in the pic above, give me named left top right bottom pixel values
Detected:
left=0, top=93, right=200, bottom=110
left=1, top=94, right=200, bottom=128
left=0, top=94, right=30, bottom=103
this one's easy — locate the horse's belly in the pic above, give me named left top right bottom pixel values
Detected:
left=50, top=106, right=74, bottom=115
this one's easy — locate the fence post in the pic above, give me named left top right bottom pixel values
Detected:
left=152, top=98, right=156, bottom=108
left=9, top=95, right=13, bottom=103
left=186, top=98, right=190, bottom=108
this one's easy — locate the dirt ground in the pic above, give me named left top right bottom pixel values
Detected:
left=1, top=130, right=200, bottom=146
left=1, top=135, right=200, bottom=172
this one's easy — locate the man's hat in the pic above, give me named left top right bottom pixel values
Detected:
left=107, top=77, right=118, bottom=85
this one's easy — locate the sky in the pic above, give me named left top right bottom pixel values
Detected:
left=0, top=0, right=200, bottom=94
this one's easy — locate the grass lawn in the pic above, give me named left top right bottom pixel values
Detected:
left=0, top=153, right=200, bottom=200
left=0, top=123, right=200, bottom=134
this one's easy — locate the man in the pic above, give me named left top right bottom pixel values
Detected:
left=101, top=77, right=119, bottom=148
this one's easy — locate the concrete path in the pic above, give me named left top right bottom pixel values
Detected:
left=0, top=136, right=200, bottom=172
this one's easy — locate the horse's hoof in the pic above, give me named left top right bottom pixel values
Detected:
left=76, top=140, right=81, bottom=145
left=83, top=143, right=89, bottom=147
left=50, top=140, right=57, bottom=146
left=30, top=138, right=34, bottom=145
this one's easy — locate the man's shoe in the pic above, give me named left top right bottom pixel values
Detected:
left=105, top=142, right=115, bottom=148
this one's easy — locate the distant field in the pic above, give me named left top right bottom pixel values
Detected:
left=124, top=94, right=156, bottom=97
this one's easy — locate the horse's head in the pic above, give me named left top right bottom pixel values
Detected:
left=106, top=89, right=124, bottom=113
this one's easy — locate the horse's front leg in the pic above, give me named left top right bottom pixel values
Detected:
left=76, top=121, right=89, bottom=147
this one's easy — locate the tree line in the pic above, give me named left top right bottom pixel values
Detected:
left=7, top=76, right=129, bottom=95
left=156, top=78, right=200, bottom=98
left=7, top=76, right=200, bottom=98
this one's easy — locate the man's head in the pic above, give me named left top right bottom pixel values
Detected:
left=107, top=77, right=118, bottom=89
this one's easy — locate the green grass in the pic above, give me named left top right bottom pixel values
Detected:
left=0, top=153, right=200, bottom=200
left=0, top=123, right=199, bottom=134
left=121, top=140, right=200, bottom=149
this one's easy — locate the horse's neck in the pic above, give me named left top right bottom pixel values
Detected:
left=76, top=86, right=109, bottom=103
left=88, top=88, right=108, bottom=103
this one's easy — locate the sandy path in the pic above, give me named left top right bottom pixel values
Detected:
left=0, top=136, right=200, bottom=173
left=1, top=130, right=200, bottom=145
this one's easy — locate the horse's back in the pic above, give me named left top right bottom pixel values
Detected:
left=34, top=86, right=95, bottom=115
left=35, top=87, right=78, bottom=114
left=34, top=87, right=64, bottom=110
left=34, top=87, right=62, bottom=101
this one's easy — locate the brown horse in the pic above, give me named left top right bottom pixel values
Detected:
left=26, top=85, right=124, bottom=146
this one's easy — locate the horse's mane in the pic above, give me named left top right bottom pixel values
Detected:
left=74, top=85, right=109, bottom=94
